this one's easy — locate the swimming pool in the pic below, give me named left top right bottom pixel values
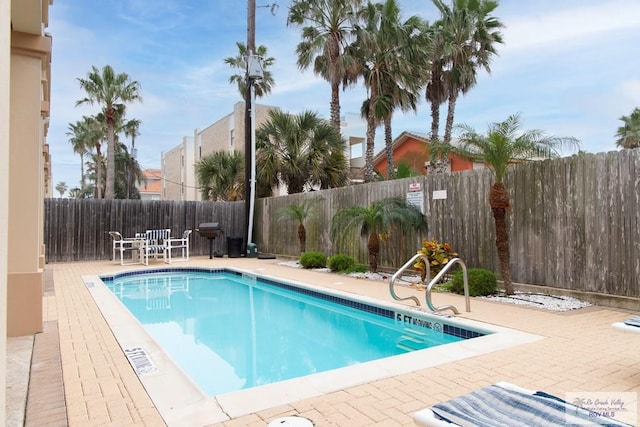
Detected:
left=101, top=269, right=476, bottom=396
left=86, top=265, right=543, bottom=426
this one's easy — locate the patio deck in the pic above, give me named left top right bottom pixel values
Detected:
left=12, top=257, right=640, bottom=426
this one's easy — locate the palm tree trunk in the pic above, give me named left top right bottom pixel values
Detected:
left=329, top=34, right=341, bottom=133
left=95, top=146, right=102, bottom=199
left=79, top=153, right=86, bottom=191
left=298, top=224, right=306, bottom=254
left=489, top=182, right=514, bottom=294
left=364, top=85, right=378, bottom=183
left=444, top=93, right=457, bottom=144
left=330, top=82, right=341, bottom=133
left=384, top=116, right=394, bottom=179
left=105, top=121, right=116, bottom=199
left=367, top=232, right=380, bottom=273
left=430, top=99, right=440, bottom=142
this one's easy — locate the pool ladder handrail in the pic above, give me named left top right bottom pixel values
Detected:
left=389, top=253, right=426, bottom=306
left=389, top=255, right=470, bottom=314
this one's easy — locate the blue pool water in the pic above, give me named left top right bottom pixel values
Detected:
left=102, top=269, right=481, bottom=396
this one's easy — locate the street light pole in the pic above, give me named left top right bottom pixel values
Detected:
left=244, top=1, right=275, bottom=254
left=243, top=0, right=256, bottom=255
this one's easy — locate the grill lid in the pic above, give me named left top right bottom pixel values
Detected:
left=197, top=222, right=221, bottom=231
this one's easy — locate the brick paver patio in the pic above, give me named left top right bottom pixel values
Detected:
left=21, top=258, right=640, bottom=426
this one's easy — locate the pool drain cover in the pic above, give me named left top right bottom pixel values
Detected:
left=267, top=416, right=314, bottom=426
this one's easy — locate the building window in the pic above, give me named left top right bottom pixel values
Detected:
left=230, top=129, right=234, bottom=148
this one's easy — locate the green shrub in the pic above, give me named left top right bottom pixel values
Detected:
left=328, top=254, right=355, bottom=272
left=300, top=251, right=327, bottom=269
left=346, top=263, right=368, bottom=274
left=450, top=268, right=497, bottom=296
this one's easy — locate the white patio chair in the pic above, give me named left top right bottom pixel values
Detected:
left=165, top=229, right=192, bottom=263
left=142, top=229, right=171, bottom=265
left=108, top=231, right=143, bottom=265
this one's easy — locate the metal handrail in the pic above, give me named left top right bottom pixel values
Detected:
left=389, top=255, right=471, bottom=314
left=425, top=257, right=470, bottom=314
left=389, top=253, right=428, bottom=306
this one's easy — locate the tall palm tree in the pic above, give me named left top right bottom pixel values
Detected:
left=121, top=118, right=141, bottom=199
left=434, top=0, right=504, bottom=144
left=615, top=107, right=640, bottom=149
left=353, top=0, right=425, bottom=182
left=331, top=197, right=427, bottom=272
left=275, top=198, right=322, bottom=254
left=256, top=109, right=348, bottom=194
left=425, top=21, right=448, bottom=143
left=224, top=42, right=276, bottom=99
left=76, top=65, right=141, bottom=199
left=195, top=151, right=245, bottom=201
left=288, top=0, right=364, bottom=132
left=55, top=182, right=68, bottom=197
left=66, top=120, right=89, bottom=192
left=70, top=115, right=106, bottom=198
left=443, top=113, right=579, bottom=294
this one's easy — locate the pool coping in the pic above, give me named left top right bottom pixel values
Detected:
left=83, top=267, right=544, bottom=426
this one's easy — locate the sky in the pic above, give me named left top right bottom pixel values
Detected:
left=47, top=0, right=640, bottom=194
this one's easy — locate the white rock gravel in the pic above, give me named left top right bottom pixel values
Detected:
left=277, top=260, right=591, bottom=312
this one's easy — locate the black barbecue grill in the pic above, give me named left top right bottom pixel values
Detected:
left=196, top=222, right=224, bottom=259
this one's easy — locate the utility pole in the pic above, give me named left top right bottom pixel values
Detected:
left=243, top=0, right=256, bottom=255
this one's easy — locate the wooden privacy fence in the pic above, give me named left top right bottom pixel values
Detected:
left=45, top=149, right=640, bottom=299
left=44, top=199, right=244, bottom=262
left=255, top=149, right=640, bottom=299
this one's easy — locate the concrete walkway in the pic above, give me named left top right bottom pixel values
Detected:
left=18, top=257, right=640, bottom=426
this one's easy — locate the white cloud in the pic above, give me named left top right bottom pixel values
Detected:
left=502, top=0, right=640, bottom=53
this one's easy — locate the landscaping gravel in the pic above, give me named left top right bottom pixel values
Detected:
left=277, top=261, right=592, bottom=312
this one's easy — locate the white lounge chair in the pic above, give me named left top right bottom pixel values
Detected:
left=612, top=315, right=640, bottom=334
left=164, top=229, right=192, bottom=263
left=108, top=231, right=143, bottom=265
left=413, top=382, right=632, bottom=426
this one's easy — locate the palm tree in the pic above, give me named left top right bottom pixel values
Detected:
left=434, top=0, right=504, bottom=144
left=114, top=142, right=144, bottom=199
left=68, top=187, right=85, bottom=198
left=195, top=151, right=245, bottom=201
left=353, top=0, right=424, bottom=182
left=331, top=197, right=427, bottom=272
left=121, top=118, right=141, bottom=199
left=275, top=198, right=322, bottom=254
left=394, top=161, right=421, bottom=178
left=288, top=0, right=364, bottom=132
left=615, top=107, right=640, bottom=149
left=443, top=113, right=579, bottom=294
left=70, top=115, right=106, bottom=198
left=55, top=182, right=68, bottom=197
left=256, top=109, right=348, bottom=194
left=224, top=42, right=275, bottom=99
left=85, top=151, right=107, bottom=198
left=66, top=121, right=89, bottom=192
left=425, top=21, right=448, bottom=143
left=76, top=65, right=141, bottom=199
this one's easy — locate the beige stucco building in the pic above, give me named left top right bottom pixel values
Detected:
left=161, top=101, right=278, bottom=201
left=2, top=0, right=53, bottom=417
